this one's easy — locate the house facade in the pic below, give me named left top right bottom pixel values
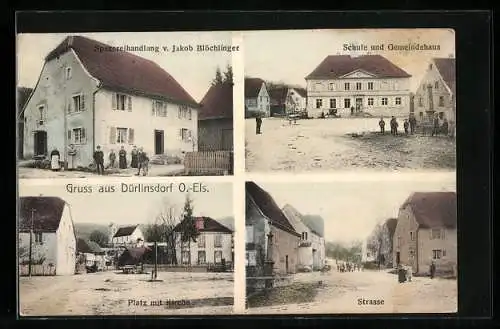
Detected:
left=268, top=86, right=307, bottom=117
left=244, top=78, right=270, bottom=118
left=393, top=192, right=457, bottom=276
left=110, top=224, right=145, bottom=246
left=18, top=196, right=77, bottom=275
left=246, top=182, right=300, bottom=279
left=17, top=87, right=33, bottom=159
left=198, top=81, right=233, bottom=151
left=286, top=87, right=307, bottom=114
left=305, top=55, right=411, bottom=118
left=21, top=35, right=199, bottom=168
left=413, top=58, right=456, bottom=127
left=282, top=205, right=326, bottom=271
left=173, top=216, right=233, bottom=266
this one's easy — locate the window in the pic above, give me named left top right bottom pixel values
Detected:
left=442, top=250, right=447, bottom=257
left=344, top=98, right=351, bottom=108
left=329, top=98, right=336, bottom=109
left=344, top=82, right=350, bottom=91
left=368, top=82, right=374, bottom=90
left=109, top=127, right=134, bottom=144
left=419, top=112, right=424, bottom=118
left=356, top=82, right=362, bottom=90
left=368, top=98, right=374, bottom=106
left=214, top=250, right=223, bottom=264
left=178, top=105, right=192, bottom=120
left=72, top=94, right=85, bottom=112
left=197, top=251, right=206, bottom=264
left=152, top=100, right=167, bottom=117
left=112, top=93, right=132, bottom=111
left=197, top=235, right=205, bottom=248
left=432, top=250, right=442, bottom=259
left=410, top=231, right=415, bottom=241
left=181, top=251, right=190, bottom=264
left=435, top=81, right=439, bottom=89
left=38, top=105, right=45, bottom=122
left=431, top=228, right=444, bottom=239
left=315, top=99, right=322, bottom=109
left=246, top=226, right=254, bottom=243
left=301, top=232, right=308, bottom=241
left=69, top=127, right=87, bottom=144
left=395, top=97, right=402, bottom=105
left=117, top=128, right=128, bottom=144
left=328, top=83, right=335, bottom=91
left=35, top=232, right=43, bottom=244
left=418, top=97, right=423, bottom=107
left=381, top=98, right=388, bottom=106
left=214, top=234, right=222, bottom=248
left=439, top=96, right=445, bottom=107
left=65, top=67, right=72, bottom=80
left=180, top=128, right=191, bottom=142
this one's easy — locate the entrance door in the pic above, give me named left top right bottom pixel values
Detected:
left=285, top=255, right=289, bottom=273
left=154, top=130, right=164, bottom=155
left=355, top=98, right=363, bottom=112
left=33, top=131, right=47, bottom=157
left=396, top=252, right=400, bottom=266
left=312, top=249, right=318, bottom=270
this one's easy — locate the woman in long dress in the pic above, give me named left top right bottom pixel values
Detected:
left=118, top=146, right=127, bottom=169
left=50, top=148, right=61, bottom=171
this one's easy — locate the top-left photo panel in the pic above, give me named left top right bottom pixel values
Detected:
left=17, top=32, right=236, bottom=179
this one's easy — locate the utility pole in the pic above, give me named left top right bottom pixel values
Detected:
left=28, top=209, right=35, bottom=277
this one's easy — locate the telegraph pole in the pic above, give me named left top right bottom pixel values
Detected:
left=28, top=209, right=35, bottom=277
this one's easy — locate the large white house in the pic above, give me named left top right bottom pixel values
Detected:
left=305, top=55, right=412, bottom=118
left=21, top=35, right=199, bottom=167
left=282, top=204, right=326, bottom=271
left=244, top=77, right=270, bottom=118
left=109, top=224, right=145, bottom=247
left=18, top=196, right=77, bottom=275
left=173, top=216, right=233, bottom=267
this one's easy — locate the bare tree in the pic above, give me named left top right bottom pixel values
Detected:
left=366, top=223, right=384, bottom=267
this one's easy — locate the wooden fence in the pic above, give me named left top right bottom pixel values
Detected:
left=19, top=264, right=56, bottom=276
left=184, top=151, right=233, bottom=176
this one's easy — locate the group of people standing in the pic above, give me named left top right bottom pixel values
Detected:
left=336, top=261, right=361, bottom=273
left=93, top=145, right=149, bottom=176
left=378, top=115, right=418, bottom=136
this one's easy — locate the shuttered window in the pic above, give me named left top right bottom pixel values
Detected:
left=112, top=93, right=131, bottom=111
left=128, top=128, right=135, bottom=144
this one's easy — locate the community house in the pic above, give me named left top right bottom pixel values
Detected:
left=20, top=35, right=200, bottom=168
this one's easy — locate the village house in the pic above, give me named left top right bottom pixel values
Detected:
left=268, top=85, right=308, bottom=117
left=305, top=55, right=412, bottom=118
left=19, top=196, right=77, bottom=275
left=246, top=182, right=300, bottom=281
left=109, top=224, right=145, bottom=247
left=244, top=77, right=270, bottom=118
left=172, top=216, right=233, bottom=267
left=282, top=205, right=326, bottom=271
left=76, top=238, right=106, bottom=271
left=379, top=218, right=398, bottom=267
left=393, top=192, right=457, bottom=276
left=18, top=87, right=33, bottom=159
left=413, top=58, right=456, bottom=128
left=21, top=35, right=200, bottom=168
left=198, top=80, right=233, bottom=151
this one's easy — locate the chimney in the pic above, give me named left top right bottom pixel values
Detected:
left=195, top=217, right=204, bottom=230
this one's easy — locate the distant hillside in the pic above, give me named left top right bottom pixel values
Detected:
left=216, top=216, right=234, bottom=231
left=74, top=223, right=109, bottom=240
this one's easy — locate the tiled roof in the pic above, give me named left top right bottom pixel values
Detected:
left=246, top=182, right=300, bottom=237
left=244, top=77, right=265, bottom=98
left=113, top=225, right=139, bottom=238
left=305, top=55, right=411, bottom=80
left=434, top=58, right=456, bottom=95
left=46, top=36, right=199, bottom=107
left=173, top=216, right=233, bottom=233
left=19, top=197, right=66, bottom=233
left=77, top=238, right=104, bottom=253
left=401, top=192, right=457, bottom=229
left=199, top=81, right=233, bottom=120
left=301, top=215, right=325, bottom=238
left=268, top=86, right=288, bottom=106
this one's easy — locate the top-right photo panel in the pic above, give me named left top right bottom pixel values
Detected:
left=244, top=29, right=456, bottom=173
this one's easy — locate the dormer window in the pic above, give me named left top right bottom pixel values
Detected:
left=66, top=67, right=72, bottom=80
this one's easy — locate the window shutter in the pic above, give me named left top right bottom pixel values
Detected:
left=178, top=107, right=181, bottom=119
left=188, top=108, right=192, bottom=120
left=127, top=96, right=132, bottom=112
left=67, top=130, right=72, bottom=142
left=163, top=102, right=168, bottom=116
left=152, top=100, right=156, bottom=116
left=81, top=94, right=85, bottom=111
left=110, top=127, right=117, bottom=144
left=179, top=128, right=182, bottom=139
left=81, top=128, right=87, bottom=143
left=128, top=128, right=135, bottom=144
left=112, top=94, right=117, bottom=110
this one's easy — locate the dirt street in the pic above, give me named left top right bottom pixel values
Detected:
left=19, top=271, right=234, bottom=316
left=245, top=118, right=456, bottom=172
left=246, top=269, right=457, bottom=314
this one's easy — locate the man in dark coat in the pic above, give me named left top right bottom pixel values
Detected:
left=108, top=149, right=116, bottom=169
left=442, top=118, right=449, bottom=136
left=409, top=114, right=417, bottom=134
left=403, top=119, right=410, bottom=135
left=93, top=145, right=104, bottom=175
left=130, top=145, right=138, bottom=168
left=430, top=260, right=436, bottom=279
left=378, top=117, right=386, bottom=134
left=390, top=116, right=399, bottom=136
left=118, top=146, right=127, bottom=169
left=431, top=115, right=440, bottom=136
left=256, top=115, right=262, bottom=134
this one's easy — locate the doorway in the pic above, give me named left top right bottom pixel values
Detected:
left=285, top=255, right=289, bottom=273
left=33, top=130, right=47, bottom=157
left=154, top=130, right=164, bottom=155
left=396, top=252, right=400, bottom=266
left=355, top=98, right=363, bottom=112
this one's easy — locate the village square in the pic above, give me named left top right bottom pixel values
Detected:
left=17, top=33, right=234, bottom=178
left=18, top=182, right=235, bottom=316
left=244, top=30, right=456, bottom=172
left=245, top=178, right=457, bottom=314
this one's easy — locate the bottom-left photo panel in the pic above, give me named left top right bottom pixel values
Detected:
left=17, top=179, right=235, bottom=316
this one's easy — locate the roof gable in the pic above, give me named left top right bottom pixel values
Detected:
left=77, top=238, right=104, bottom=253
left=113, top=225, right=139, bottom=238
left=199, top=81, right=233, bottom=120
left=401, top=192, right=457, bottom=229
left=19, top=197, right=66, bottom=233
left=306, top=55, right=411, bottom=80
left=290, top=87, right=307, bottom=98
left=433, top=58, right=456, bottom=95
left=46, top=36, right=199, bottom=107
left=301, top=215, right=325, bottom=238
left=245, top=77, right=266, bottom=98
left=339, top=69, right=378, bottom=79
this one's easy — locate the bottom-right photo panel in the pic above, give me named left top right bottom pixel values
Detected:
left=244, top=176, right=457, bottom=314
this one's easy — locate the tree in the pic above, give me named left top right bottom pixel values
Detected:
left=179, top=194, right=199, bottom=265
left=223, top=64, right=233, bottom=84
left=366, top=223, right=384, bottom=267
left=212, top=67, right=224, bottom=86
left=89, top=230, right=109, bottom=247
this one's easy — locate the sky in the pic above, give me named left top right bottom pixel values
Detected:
left=254, top=174, right=456, bottom=244
left=243, top=29, right=455, bottom=92
left=19, top=181, right=233, bottom=226
left=16, top=32, right=233, bottom=102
